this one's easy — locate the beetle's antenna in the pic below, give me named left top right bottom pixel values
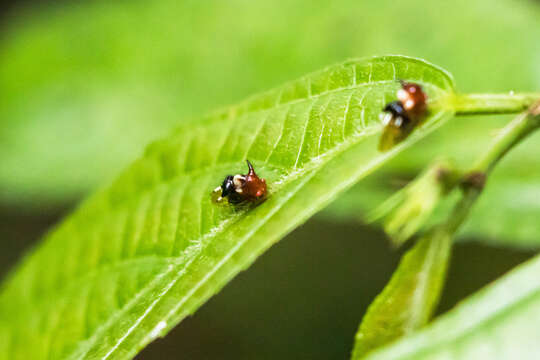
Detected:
left=246, top=159, right=255, bottom=174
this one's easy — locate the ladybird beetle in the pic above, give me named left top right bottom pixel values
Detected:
left=213, top=160, right=267, bottom=204
left=379, top=81, right=428, bottom=151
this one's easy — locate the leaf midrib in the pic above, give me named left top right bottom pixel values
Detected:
left=74, top=108, right=451, bottom=359
left=92, top=78, right=446, bottom=216
left=405, top=232, right=445, bottom=332
left=2, top=56, right=456, bottom=359
left=72, top=165, right=318, bottom=360
left=5, top=96, right=380, bottom=325
left=70, top=118, right=387, bottom=359
left=0, top=256, right=179, bottom=323
left=187, top=76, right=448, bottom=133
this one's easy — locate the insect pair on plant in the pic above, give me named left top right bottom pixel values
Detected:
left=213, top=81, right=427, bottom=205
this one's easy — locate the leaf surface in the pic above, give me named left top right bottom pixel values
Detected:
left=363, top=253, right=540, bottom=360
left=351, top=228, right=451, bottom=359
left=3, top=0, right=540, bottom=248
left=0, top=56, right=454, bottom=360
left=2, top=0, right=539, bottom=208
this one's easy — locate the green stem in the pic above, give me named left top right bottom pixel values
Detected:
left=445, top=101, right=540, bottom=233
left=473, top=105, right=540, bottom=173
left=350, top=102, right=540, bottom=360
left=450, top=93, right=540, bottom=115
left=442, top=187, right=480, bottom=234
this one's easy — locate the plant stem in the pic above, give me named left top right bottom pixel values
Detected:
left=445, top=101, right=540, bottom=234
left=450, top=93, right=540, bottom=115
left=351, top=103, right=540, bottom=360
left=442, top=186, right=480, bottom=234
left=351, top=102, right=540, bottom=360
left=473, top=103, right=540, bottom=173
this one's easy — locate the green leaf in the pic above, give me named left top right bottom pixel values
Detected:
left=4, top=0, right=540, bottom=249
left=363, top=252, right=540, bottom=360
left=2, top=0, right=539, bottom=213
left=0, top=56, right=455, bottom=360
left=351, top=226, right=451, bottom=359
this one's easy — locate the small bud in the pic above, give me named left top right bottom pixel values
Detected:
left=368, top=160, right=459, bottom=246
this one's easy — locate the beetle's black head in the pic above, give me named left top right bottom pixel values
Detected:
left=383, top=101, right=410, bottom=127
left=384, top=101, right=406, bottom=117
left=221, top=175, right=235, bottom=198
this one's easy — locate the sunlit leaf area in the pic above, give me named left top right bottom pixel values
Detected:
left=1, top=0, right=539, bottom=359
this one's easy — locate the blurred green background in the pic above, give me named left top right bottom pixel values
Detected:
left=1, top=0, right=539, bottom=358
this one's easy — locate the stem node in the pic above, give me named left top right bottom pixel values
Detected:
left=460, top=171, right=486, bottom=192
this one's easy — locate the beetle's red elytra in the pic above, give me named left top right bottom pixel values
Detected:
left=213, top=160, right=267, bottom=204
left=397, top=81, right=427, bottom=117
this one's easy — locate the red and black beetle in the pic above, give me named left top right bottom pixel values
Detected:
left=213, top=160, right=267, bottom=204
left=379, top=81, right=428, bottom=151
